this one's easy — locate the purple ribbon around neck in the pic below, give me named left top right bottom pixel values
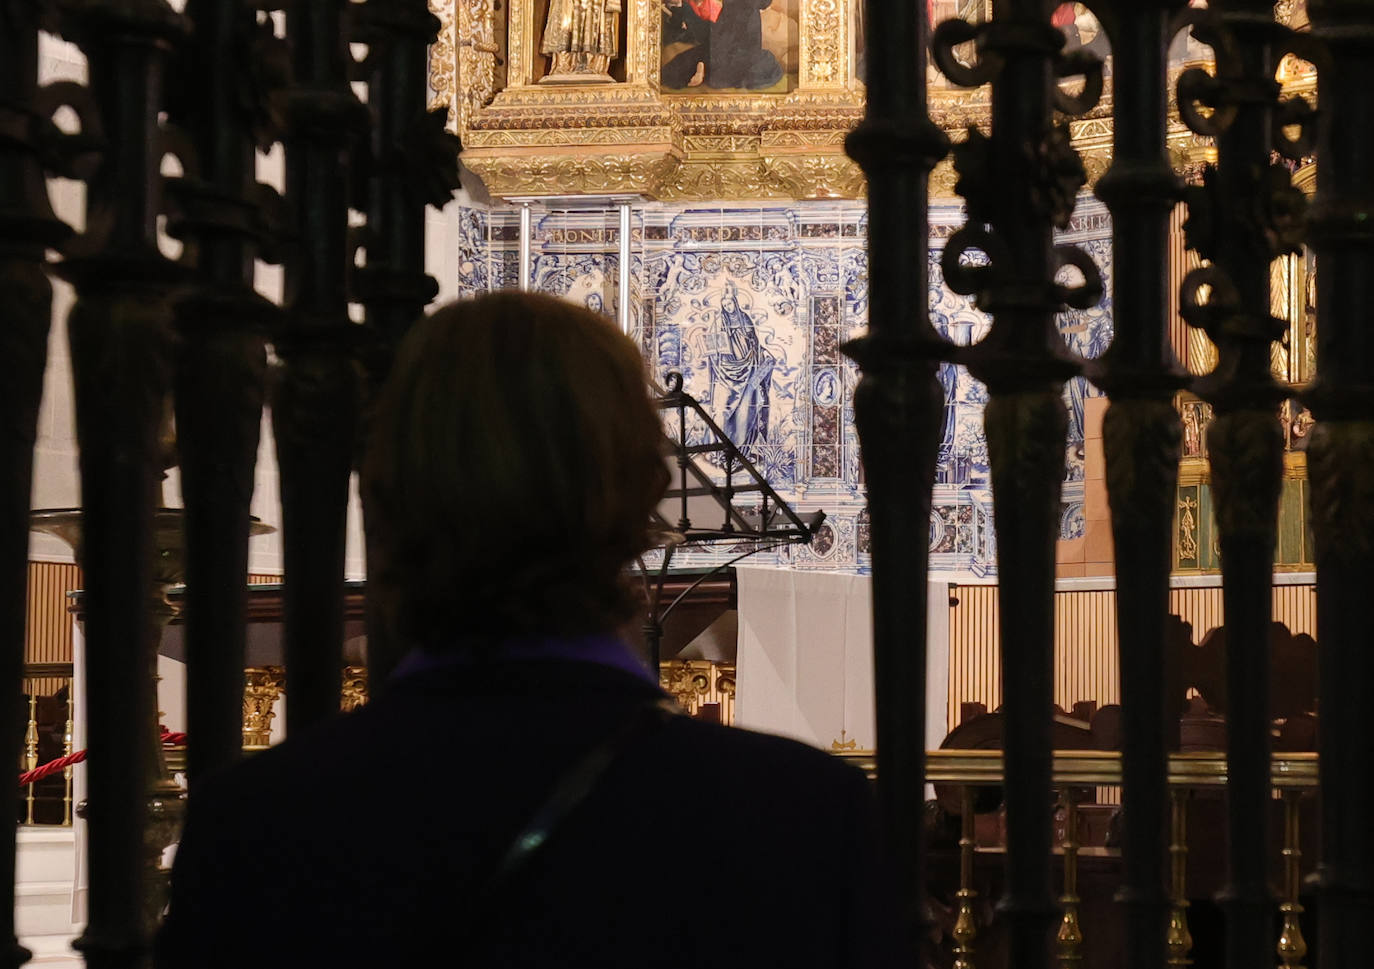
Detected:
left=390, top=633, right=658, bottom=686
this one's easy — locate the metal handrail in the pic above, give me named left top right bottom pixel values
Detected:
left=837, top=749, right=1319, bottom=789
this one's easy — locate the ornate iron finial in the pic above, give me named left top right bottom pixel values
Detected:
left=1172, top=7, right=1312, bottom=969
left=930, top=4, right=1109, bottom=966
left=841, top=0, right=949, bottom=957
left=349, top=0, right=459, bottom=686
left=1303, top=4, right=1374, bottom=964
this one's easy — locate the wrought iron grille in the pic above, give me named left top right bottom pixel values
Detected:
left=1, top=0, right=1372, bottom=966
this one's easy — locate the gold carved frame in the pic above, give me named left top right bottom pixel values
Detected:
left=427, top=1, right=1315, bottom=202
left=427, top=0, right=866, bottom=201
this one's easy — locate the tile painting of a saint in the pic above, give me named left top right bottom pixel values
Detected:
left=707, top=281, right=775, bottom=451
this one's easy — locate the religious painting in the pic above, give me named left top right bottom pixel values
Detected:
left=1053, top=3, right=1106, bottom=59
left=660, top=0, right=800, bottom=93
left=926, top=0, right=988, bottom=94
left=1167, top=0, right=1218, bottom=70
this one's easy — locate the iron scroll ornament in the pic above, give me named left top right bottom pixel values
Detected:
left=931, top=14, right=1107, bottom=355
left=929, top=6, right=1110, bottom=968
left=932, top=16, right=1106, bottom=116
left=1174, top=6, right=1319, bottom=399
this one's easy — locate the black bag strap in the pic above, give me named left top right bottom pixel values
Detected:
left=484, top=696, right=680, bottom=896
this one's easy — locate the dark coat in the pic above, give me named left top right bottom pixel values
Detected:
left=156, top=658, right=909, bottom=968
left=709, top=0, right=781, bottom=89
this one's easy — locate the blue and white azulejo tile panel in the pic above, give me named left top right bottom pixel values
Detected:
left=452, top=195, right=1114, bottom=578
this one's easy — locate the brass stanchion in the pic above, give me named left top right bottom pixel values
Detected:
left=23, top=694, right=37, bottom=825
left=953, top=785, right=978, bottom=969
left=61, top=716, right=74, bottom=827
left=1276, top=791, right=1307, bottom=969
left=1166, top=788, right=1193, bottom=968
left=1057, top=790, right=1083, bottom=969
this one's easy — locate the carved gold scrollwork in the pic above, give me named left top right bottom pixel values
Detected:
left=760, top=152, right=866, bottom=201
left=801, top=0, right=844, bottom=88
left=1178, top=496, right=1200, bottom=562
left=657, top=661, right=736, bottom=721
left=427, top=0, right=457, bottom=128
left=243, top=667, right=285, bottom=749
left=458, top=0, right=501, bottom=131
left=463, top=150, right=682, bottom=198
left=341, top=666, right=369, bottom=713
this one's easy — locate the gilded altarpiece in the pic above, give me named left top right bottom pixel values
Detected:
left=428, top=0, right=866, bottom=200
left=428, top=1, right=1315, bottom=578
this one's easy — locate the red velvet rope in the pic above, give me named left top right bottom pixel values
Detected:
left=18, top=750, right=85, bottom=787
left=18, top=728, right=187, bottom=787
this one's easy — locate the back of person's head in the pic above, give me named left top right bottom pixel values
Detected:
left=362, top=291, right=669, bottom=649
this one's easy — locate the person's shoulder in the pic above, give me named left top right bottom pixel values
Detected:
left=658, top=716, right=869, bottom=789
left=188, top=700, right=388, bottom=810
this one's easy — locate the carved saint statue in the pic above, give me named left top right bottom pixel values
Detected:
left=540, top=0, right=623, bottom=81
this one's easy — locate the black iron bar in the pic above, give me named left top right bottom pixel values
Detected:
left=1091, top=4, right=1187, bottom=969
left=930, top=2, right=1104, bottom=965
left=678, top=391, right=690, bottom=529
left=1174, top=4, right=1302, bottom=968
left=1305, top=3, right=1374, bottom=967
left=843, top=0, right=948, bottom=955
left=170, top=0, right=276, bottom=783
left=655, top=379, right=815, bottom=539
left=354, top=0, right=454, bottom=684
left=54, top=0, right=188, bottom=963
left=276, top=0, right=369, bottom=732
left=0, top=3, right=72, bottom=965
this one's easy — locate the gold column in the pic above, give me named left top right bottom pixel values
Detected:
left=1276, top=791, right=1308, bottom=969
left=242, top=667, right=284, bottom=749
left=953, top=785, right=978, bottom=969
left=1166, top=789, right=1194, bottom=968
left=23, top=693, right=38, bottom=824
left=1057, top=790, right=1083, bottom=969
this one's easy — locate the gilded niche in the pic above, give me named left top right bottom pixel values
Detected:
left=429, top=1, right=1315, bottom=202
left=431, top=0, right=867, bottom=201
left=539, top=0, right=623, bottom=82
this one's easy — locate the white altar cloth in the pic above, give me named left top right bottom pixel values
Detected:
left=734, top=566, right=950, bottom=758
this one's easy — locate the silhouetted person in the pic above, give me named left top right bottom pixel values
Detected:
left=157, top=292, right=906, bottom=968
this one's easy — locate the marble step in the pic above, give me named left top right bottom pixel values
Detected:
left=21, top=933, right=81, bottom=969
left=15, top=828, right=76, bottom=886
left=15, top=880, right=75, bottom=940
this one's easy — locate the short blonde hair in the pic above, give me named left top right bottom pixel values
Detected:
left=362, top=292, right=669, bottom=647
